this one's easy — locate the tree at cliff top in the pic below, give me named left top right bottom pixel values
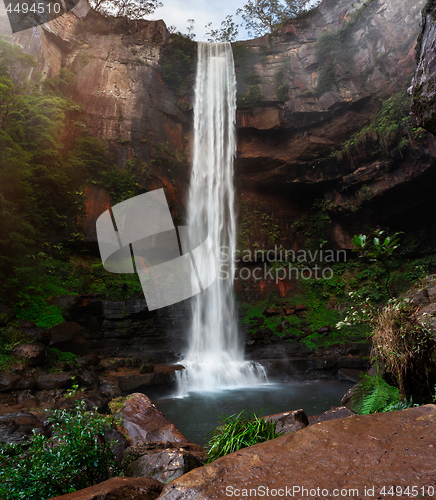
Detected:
left=205, top=15, right=239, bottom=42
left=236, top=0, right=313, bottom=37
left=89, top=0, right=163, bottom=19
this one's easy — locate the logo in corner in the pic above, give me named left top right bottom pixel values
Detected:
left=96, top=189, right=216, bottom=311
left=4, top=0, right=81, bottom=33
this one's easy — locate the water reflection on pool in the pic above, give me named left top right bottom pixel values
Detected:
left=154, top=380, right=353, bottom=445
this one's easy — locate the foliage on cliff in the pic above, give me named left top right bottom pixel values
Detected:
left=0, top=39, right=141, bottom=308
left=89, top=0, right=163, bottom=20
left=161, top=33, right=196, bottom=106
left=237, top=0, right=313, bottom=37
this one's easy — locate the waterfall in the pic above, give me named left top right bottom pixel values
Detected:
left=176, top=42, right=267, bottom=394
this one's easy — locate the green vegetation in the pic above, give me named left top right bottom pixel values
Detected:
left=47, top=347, right=80, bottom=367
left=206, top=410, right=282, bottom=463
left=352, top=374, right=414, bottom=414
left=276, top=57, right=290, bottom=102
left=236, top=0, right=313, bottom=37
left=0, top=401, right=119, bottom=500
left=352, top=229, right=402, bottom=298
left=16, top=301, right=64, bottom=329
left=313, top=0, right=377, bottom=96
left=332, top=87, right=425, bottom=161
left=309, top=85, right=426, bottom=172
left=161, top=33, right=196, bottom=106
left=88, top=0, right=162, bottom=20
left=205, top=15, right=239, bottom=42
left=372, top=300, right=436, bottom=402
left=237, top=85, right=264, bottom=109
left=0, top=38, right=150, bottom=311
left=233, top=43, right=264, bottom=109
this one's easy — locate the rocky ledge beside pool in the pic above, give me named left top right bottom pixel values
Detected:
left=48, top=404, right=436, bottom=500
left=157, top=405, right=436, bottom=500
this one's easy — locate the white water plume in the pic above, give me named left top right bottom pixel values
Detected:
left=176, top=42, right=267, bottom=395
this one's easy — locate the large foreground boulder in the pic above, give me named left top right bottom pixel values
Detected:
left=112, top=393, right=189, bottom=445
left=158, top=405, right=436, bottom=500
left=49, top=477, right=163, bottom=500
left=122, top=442, right=204, bottom=483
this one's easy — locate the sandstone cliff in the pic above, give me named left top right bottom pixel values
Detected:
left=2, top=0, right=433, bottom=251
left=411, top=0, right=436, bottom=133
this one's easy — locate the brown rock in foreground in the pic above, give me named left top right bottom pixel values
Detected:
left=264, top=408, right=308, bottom=433
left=49, top=477, right=163, bottom=500
left=158, top=405, right=436, bottom=500
left=123, top=442, right=205, bottom=483
left=114, top=393, right=189, bottom=445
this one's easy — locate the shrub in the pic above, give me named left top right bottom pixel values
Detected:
left=47, top=347, right=80, bottom=367
left=17, top=301, right=64, bottom=329
left=352, top=374, right=405, bottom=414
left=206, top=410, right=282, bottom=463
left=371, top=300, right=436, bottom=402
left=0, top=401, right=119, bottom=499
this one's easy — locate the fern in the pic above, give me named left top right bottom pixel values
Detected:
left=353, top=375, right=400, bottom=414
left=382, top=399, right=415, bottom=413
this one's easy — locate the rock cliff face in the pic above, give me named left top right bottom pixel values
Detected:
left=234, top=0, right=431, bottom=250
left=1, top=0, right=190, bottom=240
left=411, top=1, right=436, bottom=133
left=2, top=0, right=433, bottom=251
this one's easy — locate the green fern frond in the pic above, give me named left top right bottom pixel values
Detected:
left=353, top=374, right=400, bottom=414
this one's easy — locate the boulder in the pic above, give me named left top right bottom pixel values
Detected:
left=12, top=342, right=47, bottom=366
left=0, top=411, right=45, bottom=443
left=0, top=373, right=34, bottom=391
left=263, top=307, right=281, bottom=317
left=112, top=393, right=189, bottom=445
left=0, top=373, right=22, bottom=392
left=158, top=406, right=436, bottom=500
left=54, top=389, right=110, bottom=412
left=264, top=409, right=308, bottom=434
left=14, top=375, right=36, bottom=390
left=338, top=368, right=362, bottom=383
left=0, top=393, right=17, bottom=406
left=340, top=383, right=357, bottom=409
left=0, top=303, right=15, bottom=326
left=20, top=327, right=51, bottom=344
left=36, top=372, right=73, bottom=390
left=49, top=477, right=163, bottom=500
left=99, top=378, right=122, bottom=398
left=74, top=369, right=100, bottom=388
left=310, top=406, right=354, bottom=425
left=122, top=442, right=204, bottom=483
left=14, top=390, right=38, bottom=406
left=113, top=367, right=183, bottom=393
left=49, top=322, right=89, bottom=356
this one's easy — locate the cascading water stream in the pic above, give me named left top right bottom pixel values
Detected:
left=176, top=42, right=267, bottom=395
